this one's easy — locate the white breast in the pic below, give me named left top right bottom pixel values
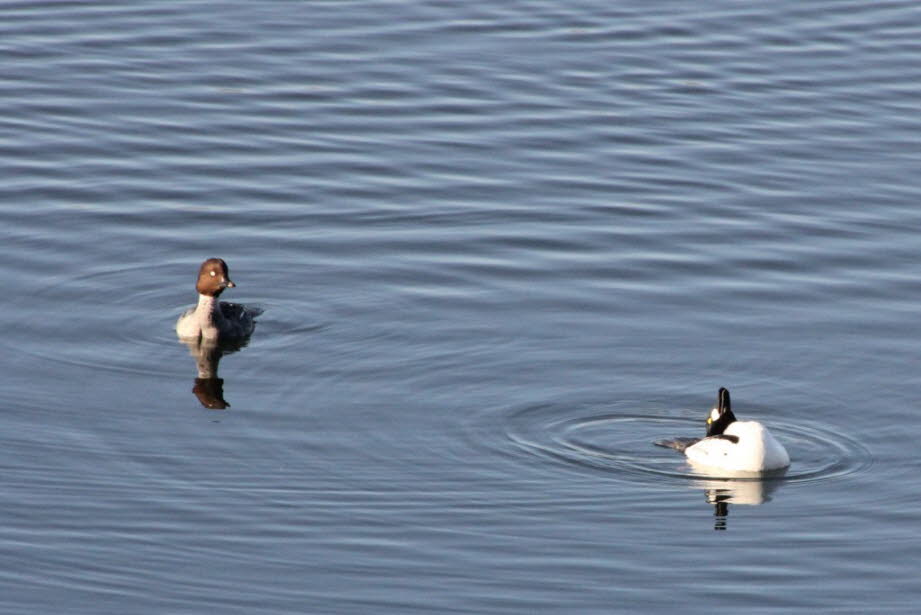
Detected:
left=685, top=421, right=790, bottom=472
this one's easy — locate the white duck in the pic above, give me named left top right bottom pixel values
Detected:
left=659, top=387, right=790, bottom=473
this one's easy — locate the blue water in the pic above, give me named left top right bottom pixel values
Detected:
left=1, top=1, right=919, bottom=612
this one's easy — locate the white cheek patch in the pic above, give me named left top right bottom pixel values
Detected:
left=709, top=408, right=720, bottom=421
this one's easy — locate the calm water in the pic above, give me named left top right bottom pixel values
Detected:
left=1, top=1, right=919, bottom=612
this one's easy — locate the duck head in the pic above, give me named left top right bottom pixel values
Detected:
left=706, top=387, right=737, bottom=436
left=195, top=258, right=236, bottom=297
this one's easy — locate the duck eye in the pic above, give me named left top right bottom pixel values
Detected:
left=210, top=271, right=216, bottom=276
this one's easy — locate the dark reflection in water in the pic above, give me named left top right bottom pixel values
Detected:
left=192, top=376, right=228, bottom=410
left=714, top=501, right=729, bottom=531
left=179, top=326, right=259, bottom=410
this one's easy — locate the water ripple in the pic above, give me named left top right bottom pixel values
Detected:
left=492, top=399, right=871, bottom=486
left=1, top=261, right=333, bottom=378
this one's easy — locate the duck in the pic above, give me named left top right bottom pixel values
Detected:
left=657, top=387, right=790, bottom=473
left=176, top=258, right=258, bottom=342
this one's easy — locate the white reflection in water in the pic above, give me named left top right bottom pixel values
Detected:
left=688, top=464, right=788, bottom=531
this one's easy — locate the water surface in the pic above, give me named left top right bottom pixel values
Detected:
left=1, top=1, right=919, bottom=613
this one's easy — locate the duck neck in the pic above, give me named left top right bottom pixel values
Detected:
left=195, top=293, right=224, bottom=329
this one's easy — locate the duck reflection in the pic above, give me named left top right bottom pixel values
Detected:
left=689, top=465, right=788, bottom=530
left=180, top=334, right=256, bottom=410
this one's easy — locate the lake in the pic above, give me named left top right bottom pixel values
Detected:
left=0, top=1, right=918, bottom=613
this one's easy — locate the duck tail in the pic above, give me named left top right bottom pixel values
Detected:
left=654, top=437, right=699, bottom=452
